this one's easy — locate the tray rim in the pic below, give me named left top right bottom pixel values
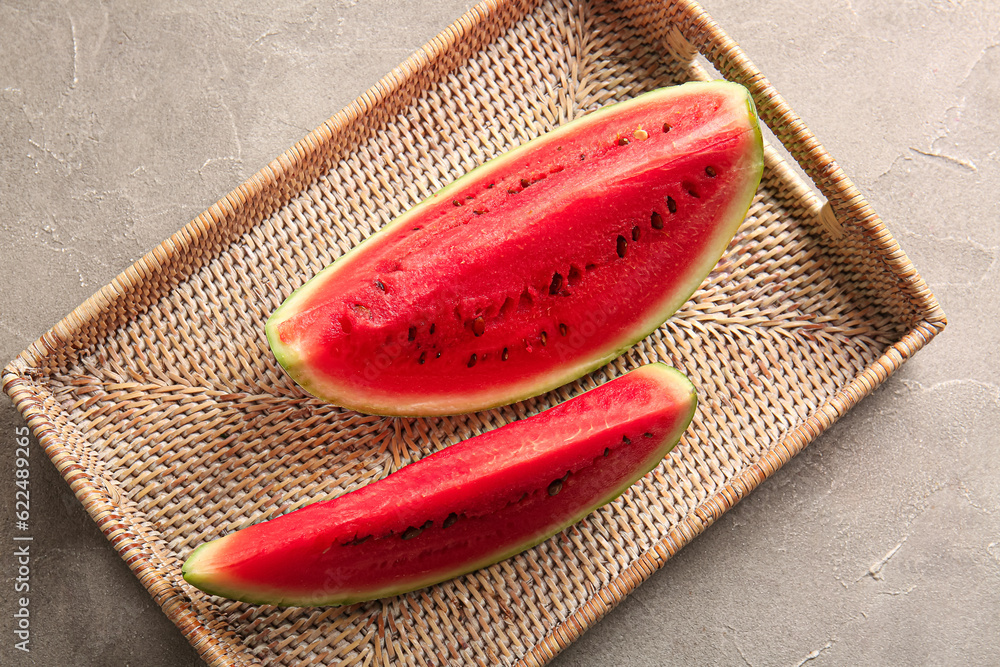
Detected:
left=2, top=0, right=947, bottom=665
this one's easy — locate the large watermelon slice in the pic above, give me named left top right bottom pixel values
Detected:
left=182, top=364, right=697, bottom=606
left=267, top=81, right=762, bottom=416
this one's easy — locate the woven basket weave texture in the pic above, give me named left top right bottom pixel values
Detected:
left=2, top=0, right=945, bottom=665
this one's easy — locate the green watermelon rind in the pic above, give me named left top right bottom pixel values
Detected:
left=182, top=363, right=697, bottom=606
left=266, top=82, right=763, bottom=416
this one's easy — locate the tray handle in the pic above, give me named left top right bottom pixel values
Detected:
left=661, top=0, right=945, bottom=332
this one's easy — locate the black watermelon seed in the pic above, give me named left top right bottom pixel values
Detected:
left=549, top=272, right=563, bottom=295
left=616, top=235, right=627, bottom=258
left=617, top=136, right=630, bottom=146
left=684, top=182, right=699, bottom=198
left=418, top=351, right=426, bottom=365
left=705, top=165, right=717, bottom=178
left=408, top=326, right=416, bottom=341
left=559, top=323, right=568, bottom=336
left=453, top=199, right=462, bottom=206
left=429, top=323, right=436, bottom=335
left=662, top=122, right=672, bottom=133
left=521, top=178, right=531, bottom=188
left=401, top=525, right=424, bottom=540
left=502, top=347, right=509, bottom=361
left=651, top=211, right=664, bottom=229
left=473, top=316, right=486, bottom=337
left=443, top=512, right=459, bottom=528
left=632, top=225, right=640, bottom=241
left=622, top=435, right=631, bottom=444
left=375, top=279, right=386, bottom=292
left=473, top=209, right=486, bottom=215
left=579, top=153, right=586, bottom=161
left=508, top=189, right=520, bottom=194
left=547, top=479, right=563, bottom=496
left=604, top=447, right=611, bottom=457
left=436, top=351, right=442, bottom=359
left=487, top=182, right=496, bottom=189
left=468, top=353, right=477, bottom=368
left=667, top=196, right=677, bottom=214
left=644, top=432, right=653, bottom=438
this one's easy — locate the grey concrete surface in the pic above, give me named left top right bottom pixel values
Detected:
left=1, top=0, right=996, bottom=665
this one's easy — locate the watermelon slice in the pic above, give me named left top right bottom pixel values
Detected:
left=182, top=364, right=697, bottom=606
left=267, top=81, right=762, bottom=416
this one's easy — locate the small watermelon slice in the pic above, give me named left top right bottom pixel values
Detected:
left=182, top=364, right=697, bottom=606
left=267, top=81, right=762, bottom=416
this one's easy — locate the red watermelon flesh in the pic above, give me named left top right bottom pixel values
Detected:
left=182, top=364, right=697, bottom=606
left=267, top=81, right=762, bottom=416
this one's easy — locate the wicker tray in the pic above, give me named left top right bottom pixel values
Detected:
left=3, top=0, right=945, bottom=665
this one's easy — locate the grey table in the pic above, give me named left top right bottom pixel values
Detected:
left=2, top=1, right=997, bottom=665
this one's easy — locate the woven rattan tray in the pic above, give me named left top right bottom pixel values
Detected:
left=3, top=0, right=945, bottom=665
